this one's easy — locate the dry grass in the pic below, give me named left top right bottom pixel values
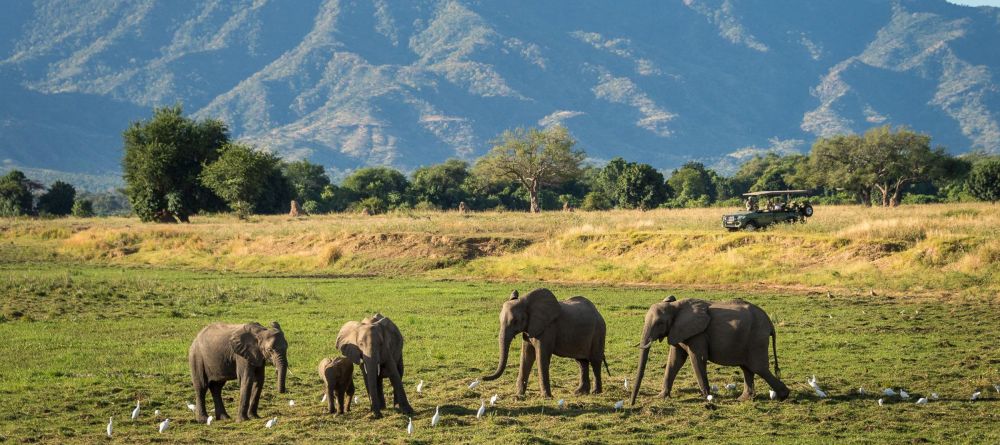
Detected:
left=3, top=203, right=999, bottom=298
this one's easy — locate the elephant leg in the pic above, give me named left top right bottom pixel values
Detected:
left=536, top=346, right=553, bottom=398
left=738, top=366, right=755, bottom=401
left=752, top=365, right=790, bottom=401
left=386, top=362, right=414, bottom=415
left=684, top=341, right=711, bottom=398
left=249, top=366, right=264, bottom=418
left=347, top=380, right=355, bottom=412
left=574, top=359, right=591, bottom=395
left=376, top=377, right=387, bottom=410
left=660, top=345, right=688, bottom=398
left=516, top=341, right=535, bottom=397
left=590, top=360, right=603, bottom=394
left=362, top=364, right=382, bottom=418
left=325, top=381, right=336, bottom=414
left=193, top=381, right=209, bottom=423
left=335, top=390, right=345, bottom=415
left=237, top=370, right=252, bottom=421
left=209, top=381, right=230, bottom=420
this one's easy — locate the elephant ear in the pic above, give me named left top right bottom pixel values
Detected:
left=667, top=300, right=711, bottom=346
left=524, top=288, right=560, bottom=338
left=336, top=321, right=364, bottom=364
left=230, top=324, right=265, bottom=366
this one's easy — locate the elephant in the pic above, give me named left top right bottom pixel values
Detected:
left=482, top=288, right=609, bottom=398
left=630, top=296, right=790, bottom=405
left=318, top=356, right=355, bottom=415
left=188, top=321, right=288, bottom=422
left=336, top=313, right=413, bottom=418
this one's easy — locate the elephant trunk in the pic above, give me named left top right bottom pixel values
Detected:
left=482, top=328, right=515, bottom=381
left=631, top=345, right=651, bottom=405
left=275, top=353, right=287, bottom=393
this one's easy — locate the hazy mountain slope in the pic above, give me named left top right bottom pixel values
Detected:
left=1, top=0, right=998, bottom=175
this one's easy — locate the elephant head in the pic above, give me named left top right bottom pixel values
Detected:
left=631, top=297, right=709, bottom=404
left=482, top=289, right=560, bottom=381
left=231, top=321, right=288, bottom=393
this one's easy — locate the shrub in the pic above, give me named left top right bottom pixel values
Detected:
left=581, top=191, right=612, bottom=210
left=71, top=199, right=95, bottom=217
left=302, top=200, right=320, bottom=214
left=901, top=194, right=942, bottom=205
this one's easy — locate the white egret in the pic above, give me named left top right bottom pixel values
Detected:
left=490, top=393, right=499, bottom=406
left=930, top=393, right=939, bottom=400
left=468, top=379, right=480, bottom=390
left=857, top=387, right=867, bottom=396
left=971, top=391, right=981, bottom=400
left=899, top=389, right=909, bottom=400
left=158, top=418, right=170, bottom=433
left=877, top=399, right=884, bottom=407
left=407, top=417, right=414, bottom=435
left=207, top=415, right=213, bottom=425
left=814, top=388, right=828, bottom=398
left=416, top=380, right=424, bottom=394
left=265, top=417, right=278, bottom=428
left=614, top=400, right=625, bottom=410
left=288, top=400, right=296, bottom=407
left=883, top=388, right=897, bottom=397
left=994, top=384, right=1000, bottom=394
left=154, top=409, right=161, bottom=417
left=915, top=397, right=928, bottom=405
left=807, top=376, right=820, bottom=391
left=431, top=406, right=441, bottom=427
left=131, top=401, right=140, bottom=420
left=725, top=383, right=737, bottom=391
left=769, top=390, right=777, bottom=400
left=106, top=417, right=113, bottom=438
left=477, top=400, right=486, bottom=419
left=706, top=395, right=714, bottom=402
left=624, top=378, right=629, bottom=391
left=187, top=402, right=196, bottom=412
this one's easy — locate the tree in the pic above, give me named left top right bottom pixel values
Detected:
left=967, top=159, right=1000, bottom=203
left=667, top=162, right=716, bottom=206
left=807, top=134, right=874, bottom=205
left=199, top=143, right=283, bottom=219
left=282, top=160, right=331, bottom=205
left=342, top=167, right=410, bottom=209
left=72, top=199, right=95, bottom=217
left=474, top=126, right=585, bottom=213
left=615, top=162, right=668, bottom=209
left=36, top=181, right=76, bottom=216
left=0, top=170, right=38, bottom=216
left=730, top=153, right=808, bottom=194
left=122, top=105, right=228, bottom=222
left=411, top=159, right=470, bottom=209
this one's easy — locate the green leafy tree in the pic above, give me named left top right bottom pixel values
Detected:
left=967, top=159, right=1000, bottom=203
left=0, top=170, right=38, bottom=216
left=581, top=191, right=613, bottom=210
left=122, top=105, right=228, bottom=222
left=807, top=134, right=874, bottom=205
left=36, top=181, right=76, bottom=216
left=199, top=143, right=283, bottom=219
left=72, top=199, right=95, bottom=217
left=342, top=166, right=410, bottom=209
left=282, top=160, right=331, bottom=205
left=319, top=184, right=355, bottom=212
left=667, top=162, right=717, bottom=206
left=411, top=159, right=470, bottom=209
left=616, top=162, right=668, bottom=209
left=474, top=126, right=585, bottom=213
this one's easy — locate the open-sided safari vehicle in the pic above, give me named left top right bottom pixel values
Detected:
left=722, top=190, right=813, bottom=231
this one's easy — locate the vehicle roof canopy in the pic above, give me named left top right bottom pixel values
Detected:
left=742, top=190, right=810, bottom=197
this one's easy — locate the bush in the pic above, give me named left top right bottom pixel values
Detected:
left=581, top=191, right=612, bottom=211
left=413, top=201, right=440, bottom=211
left=351, top=197, right=387, bottom=214
left=901, top=194, right=942, bottom=205
left=302, top=200, right=320, bottom=214
left=36, top=181, right=76, bottom=216
left=72, top=199, right=95, bottom=217
left=967, top=159, right=1000, bottom=203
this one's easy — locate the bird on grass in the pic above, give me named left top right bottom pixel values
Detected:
left=614, top=400, right=625, bottom=410
left=490, top=394, right=499, bottom=406
left=899, top=389, right=910, bottom=400
left=725, top=383, right=737, bottom=391
left=557, top=399, right=565, bottom=409
left=407, top=417, right=414, bottom=435
left=769, top=390, right=777, bottom=400
left=158, top=418, right=170, bottom=433
left=706, top=395, right=714, bottom=402
left=416, top=380, right=424, bottom=394
left=265, top=417, right=278, bottom=429
left=857, top=387, right=867, bottom=396
left=288, top=400, right=296, bottom=407
left=154, top=409, right=161, bottom=417
left=131, top=401, right=140, bottom=420
left=468, top=379, right=480, bottom=390
left=106, top=417, right=113, bottom=438
left=710, top=384, right=719, bottom=394
left=915, top=397, right=928, bottom=405
left=186, top=402, right=196, bottom=412
left=877, top=399, right=884, bottom=407
left=477, top=400, right=486, bottom=419
left=994, top=384, right=1000, bottom=394
left=624, top=378, right=629, bottom=391
left=930, top=393, right=939, bottom=400
left=808, top=376, right=827, bottom=398
left=206, top=416, right=213, bottom=425
left=971, top=391, right=981, bottom=401
left=431, top=406, right=441, bottom=427
left=883, top=388, right=897, bottom=397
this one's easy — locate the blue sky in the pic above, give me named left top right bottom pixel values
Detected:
left=948, top=0, right=1000, bottom=6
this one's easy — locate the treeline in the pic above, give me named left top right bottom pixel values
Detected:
left=4, top=106, right=1000, bottom=220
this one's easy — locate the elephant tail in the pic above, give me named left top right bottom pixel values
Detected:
left=771, top=329, right=781, bottom=379
left=603, top=358, right=611, bottom=377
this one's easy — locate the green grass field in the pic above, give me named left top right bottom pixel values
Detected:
left=1, top=261, right=997, bottom=444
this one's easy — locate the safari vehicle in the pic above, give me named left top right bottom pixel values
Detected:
left=722, top=190, right=813, bottom=231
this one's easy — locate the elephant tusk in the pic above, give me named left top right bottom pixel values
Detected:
left=637, top=342, right=652, bottom=349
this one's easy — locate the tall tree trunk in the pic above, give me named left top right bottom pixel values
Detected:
left=529, top=181, right=540, bottom=213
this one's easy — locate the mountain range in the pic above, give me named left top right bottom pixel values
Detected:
left=2, top=0, right=999, bottom=187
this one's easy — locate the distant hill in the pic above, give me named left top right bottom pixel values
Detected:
left=1, top=0, right=998, bottom=176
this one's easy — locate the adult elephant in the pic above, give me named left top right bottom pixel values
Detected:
left=188, top=321, right=288, bottom=422
left=336, top=314, right=413, bottom=418
left=482, top=289, right=608, bottom=398
left=630, top=296, right=790, bottom=405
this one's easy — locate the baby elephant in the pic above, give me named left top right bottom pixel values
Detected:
left=318, top=357, right=355, bottom=414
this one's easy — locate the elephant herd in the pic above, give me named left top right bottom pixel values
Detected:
left=186, top=288, right=791, bottom=423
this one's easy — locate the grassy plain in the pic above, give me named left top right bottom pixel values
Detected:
left=1, top=204, right=998, bottom=443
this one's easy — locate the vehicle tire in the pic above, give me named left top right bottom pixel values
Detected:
left=744, top=222, right=759, bottom=232
left=727, top=227, right=739, bottom=232
left=802, top=204, right=814, bottom=217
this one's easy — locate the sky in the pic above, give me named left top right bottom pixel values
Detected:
left=947, top=0, right=1000, bottom=6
